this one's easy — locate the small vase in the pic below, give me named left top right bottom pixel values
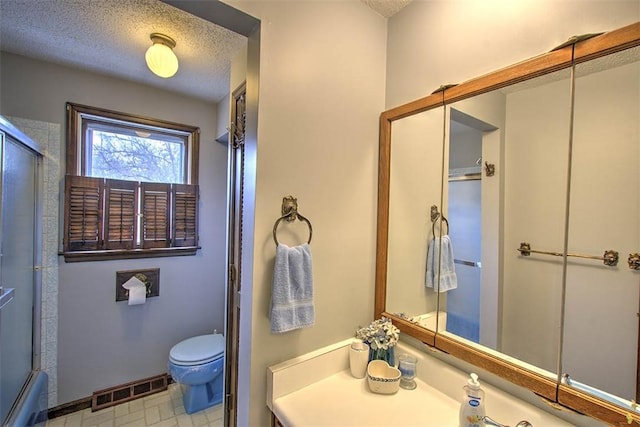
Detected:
left=368, top=346, right=395, bottom=366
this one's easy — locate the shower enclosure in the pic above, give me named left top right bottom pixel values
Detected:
left=0, top=116, right=46, bottom=426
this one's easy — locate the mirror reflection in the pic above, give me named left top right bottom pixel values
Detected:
left=386, top=106, right=445, bottom=328
left=436, top=68, right=573, bottom=378
left=561, top=46, right=640, bottom=406
left=379, top=24, right=640, bottom=424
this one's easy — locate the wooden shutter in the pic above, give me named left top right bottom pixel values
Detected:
left=104, top=179, right=137, bottom=250
left=65, top=175, right=103, bottom=251
left=173, top=184, right=199, bottom=247
left=141, top=182, right=170, bottom=248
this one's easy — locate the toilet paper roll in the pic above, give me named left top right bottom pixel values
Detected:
left=122, top=276, right=147, bottom=305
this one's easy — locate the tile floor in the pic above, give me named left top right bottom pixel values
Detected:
left=45, top=383, right=224, bottom=427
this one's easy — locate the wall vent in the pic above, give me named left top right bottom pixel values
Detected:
left=91, top=374, right=169, bottom=411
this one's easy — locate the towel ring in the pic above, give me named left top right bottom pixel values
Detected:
left=273, top=212, right=313, bottom=246
left=429, top=205, right=449, bottom=237
left=432, top=215, right=449, bottom=238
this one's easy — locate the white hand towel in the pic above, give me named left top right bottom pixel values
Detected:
left=425, top=235, right=458, bottom=292
left=270, top=243, right=315, bottom=333
left=425, top=238, right=436, bottom=288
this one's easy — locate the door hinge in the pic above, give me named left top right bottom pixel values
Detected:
left=229, top=264, right=241, bottom=308
left=225, top=393, right=234, bottom=412
left=228, top=264, right=236, bottom=282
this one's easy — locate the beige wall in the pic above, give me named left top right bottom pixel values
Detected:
left=226, top=1, right=387, bottom=425
left=386, top=0, right=640, bottom=109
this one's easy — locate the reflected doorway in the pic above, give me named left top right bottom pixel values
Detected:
left=446, top=120, right=482, bottom=343
left=445, top=110, right=499, bottom=350
left=447, top=178, right=481, bottom=342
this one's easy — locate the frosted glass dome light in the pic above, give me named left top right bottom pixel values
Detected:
left=145, top=33, right=179, bottom=78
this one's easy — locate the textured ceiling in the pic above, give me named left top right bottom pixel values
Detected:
left=361, top=0, right=412, bottom=18
left=0, top=1, right=411, bottom=104
left=0, top=0, right=247, bottom=103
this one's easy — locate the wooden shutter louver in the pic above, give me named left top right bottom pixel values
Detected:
left=64, top=103, right=201, bottom=261
left=142, top=182, right=170, bottom=248
left=65, top=175, right=103, bottom=251
left=104, top=179, right=137, bottom=250
left=173, top=184, right=199, bottom=247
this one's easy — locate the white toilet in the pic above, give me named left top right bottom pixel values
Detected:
left=168, top=334, right=225, bottom=414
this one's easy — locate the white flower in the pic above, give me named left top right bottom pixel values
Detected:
left=355, top=317, right=400, bottom=350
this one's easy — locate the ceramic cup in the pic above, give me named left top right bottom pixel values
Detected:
left=349, top=339, right=370, bottom=379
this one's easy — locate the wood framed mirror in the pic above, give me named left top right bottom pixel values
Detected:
left=375, top=22, right=640, bottom=426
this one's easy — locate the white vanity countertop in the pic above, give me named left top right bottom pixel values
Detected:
left=273, top=370, right=459, bottom=426
left=267, top=339, right=581, bottom=427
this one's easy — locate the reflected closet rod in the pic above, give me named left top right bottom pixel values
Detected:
left=517, top=242, right=618, bottom=266
left=454, top=259, right=481, bottom=268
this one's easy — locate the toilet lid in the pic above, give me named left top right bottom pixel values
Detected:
left=169, top=334, right=225, bottom=366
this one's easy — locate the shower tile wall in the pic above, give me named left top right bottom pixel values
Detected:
left=8, top=117, right=60, bottom=408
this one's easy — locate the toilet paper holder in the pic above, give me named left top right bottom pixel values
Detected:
left=115, top=269, right=160, bottom=302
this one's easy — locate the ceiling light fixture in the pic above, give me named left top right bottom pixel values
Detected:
left=145, top=33, right=179, bottom=78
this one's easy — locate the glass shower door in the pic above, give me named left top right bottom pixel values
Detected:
left=0, top=131, right=39, bottom=424
left=446, top=178, right=482, bottom=343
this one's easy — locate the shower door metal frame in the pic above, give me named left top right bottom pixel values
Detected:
left=0, top=116, right=45, bottom=425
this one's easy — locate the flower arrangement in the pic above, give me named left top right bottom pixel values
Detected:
left=356, top=317, right=400, bottom=351
left=356, top=317, right=400, bottom=365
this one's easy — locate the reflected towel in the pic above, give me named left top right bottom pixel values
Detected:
left=425, top=235, right=458, bottom=292
left=270, top=243, right=315, bottom=333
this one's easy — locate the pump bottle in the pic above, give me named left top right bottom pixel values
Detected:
left=459, top=373, right=486, bottom=427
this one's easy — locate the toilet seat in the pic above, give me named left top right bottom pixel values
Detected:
left=169, top=334, right=225, bottom=366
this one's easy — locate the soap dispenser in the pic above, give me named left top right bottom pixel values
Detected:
left=459, top=373, right=486, bottom=427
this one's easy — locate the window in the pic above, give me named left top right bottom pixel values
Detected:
left=64, top=103, right=200, bottom=261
